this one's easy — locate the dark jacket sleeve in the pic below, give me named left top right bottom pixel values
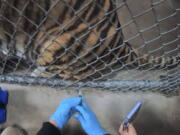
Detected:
left=37, top=122, right=61, bottom=135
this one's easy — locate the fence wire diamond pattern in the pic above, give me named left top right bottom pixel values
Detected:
left=0, top=0, right=179, bottom=96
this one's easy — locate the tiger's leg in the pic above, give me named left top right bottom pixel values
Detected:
left=122, top=43, right=180, bottom=69
left=31, top=65, right=81, bottom=80
left=31, top=66, right=53, bottom=78
left=31, top=27, right=73, bottom=78
left=31, top=34, right=78, bottom=80
left=120, top=42, right=150, bottom=69
left=31, top=24, right=89, bottom=80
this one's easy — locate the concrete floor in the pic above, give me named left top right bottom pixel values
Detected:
left=0, top=83, right=180, bottom=135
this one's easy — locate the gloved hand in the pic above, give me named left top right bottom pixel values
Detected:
left=0, top=88, right=8, bottom=123
left=74, top=100, right=107, bottom=135
left=50, top=97, right=82, bottom=129
left=0, top=109, right=6, bottom=123
left=0, top=88, right=8, bottom=105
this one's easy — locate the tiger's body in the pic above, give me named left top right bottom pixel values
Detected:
left=0, top=0, right=179, bottom=81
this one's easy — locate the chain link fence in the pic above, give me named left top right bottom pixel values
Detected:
left=0, top=0, right=179, bottom=96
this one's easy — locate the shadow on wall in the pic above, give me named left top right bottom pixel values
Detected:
left=136, top=106, right=180, bottom=135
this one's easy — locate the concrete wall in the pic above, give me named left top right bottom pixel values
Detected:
left=116, top=0, right=179, bottom=57
left=0, top=83, right=180, bottom=135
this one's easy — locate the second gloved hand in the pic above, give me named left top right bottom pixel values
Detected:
left=50, top=97, right=82, bottom=129
left=74, top=100, right=107, bottom=135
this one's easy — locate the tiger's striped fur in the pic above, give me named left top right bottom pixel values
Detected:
left=0, top=0, right=179, bottom=81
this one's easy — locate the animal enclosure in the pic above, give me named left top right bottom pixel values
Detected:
left=0, top=0, right=179, bottom=96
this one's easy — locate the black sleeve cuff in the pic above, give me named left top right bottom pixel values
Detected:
left=36, top=122, right=61, bottom=135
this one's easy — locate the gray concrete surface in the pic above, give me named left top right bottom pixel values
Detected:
left=0, top=83, right=180, bottom=135
left=116, top=0, right=179, bottom=57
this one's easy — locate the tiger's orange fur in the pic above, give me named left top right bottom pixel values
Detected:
left=0, top=0, right=179, bottom=81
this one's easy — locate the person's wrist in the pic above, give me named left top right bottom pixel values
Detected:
left=49, top=120, right=58, bottom=127
left=50, top=113, right=64, bottom=129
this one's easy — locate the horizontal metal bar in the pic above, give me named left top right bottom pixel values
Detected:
left=0, top=75, right=179, bottom=95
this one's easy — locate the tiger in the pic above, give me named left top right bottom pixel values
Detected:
left=0, top=0, right=179, bottom=81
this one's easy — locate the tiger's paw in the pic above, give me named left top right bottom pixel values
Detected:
left=31, top=67, right=55, bottom=78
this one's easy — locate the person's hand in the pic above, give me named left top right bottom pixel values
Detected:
left=119, top=123, right=137, bottom=135
left=50, top=97, right=82, bottom=129
left=74, top=100, right=107, bottom=135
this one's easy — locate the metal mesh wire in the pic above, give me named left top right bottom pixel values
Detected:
left=0, top=0, right=179, bottom=96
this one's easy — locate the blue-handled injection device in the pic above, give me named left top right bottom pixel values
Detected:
left=123, top=101, right=142, bottom=131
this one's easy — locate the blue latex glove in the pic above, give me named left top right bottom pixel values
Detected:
left=0, top=109, right=6, bottom=123
left=0, top=88, right=8, bottom=105
left=74, top=100, right=107, bottom=135
left=50, top=97, right=82, bottom=129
